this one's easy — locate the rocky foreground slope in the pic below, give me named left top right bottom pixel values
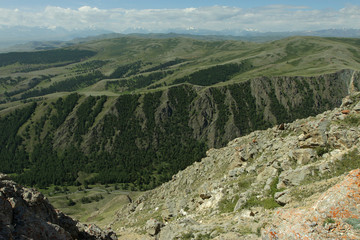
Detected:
left=110, top=92, right=360, bottom=239
left=0, top=174, right=117, bottom=240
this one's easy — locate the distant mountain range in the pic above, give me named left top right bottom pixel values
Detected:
left=0, top=26, right=112, bottom=50
left=1, top=27, right=360, bottom=52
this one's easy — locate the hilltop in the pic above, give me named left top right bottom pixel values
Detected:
left=1, top=36, right=360, bottom=101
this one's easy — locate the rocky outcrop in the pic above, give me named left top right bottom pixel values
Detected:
left=189, top=69, right=358, bottom=148
left=0, top=174, right=117, bottom=240
left=263, top=169, right=360, bottom=239
left=111, top=92, right=360, bottom=239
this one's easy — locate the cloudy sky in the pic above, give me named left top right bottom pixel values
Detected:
left=1, top=0, right=360, bottom=33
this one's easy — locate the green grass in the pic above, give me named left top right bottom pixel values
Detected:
left=219, top=195, right=240, bottom=213
left=290, top=178, right=339, bottom=202
left=315, top=144, right=332, bottom=157
left=238, top=226, right=253, bottom=235
left=1, top=36, right=360, bottom=104
left=241, top=195, right=281, bottom=210
left=238, top=176, right=253, bottom=189
left=181, top=233, right=212, bottom=240
left=342, top=115, right=360, bottom=126
left=76, top=171, right=99, bottom=185
left=236, top=176, right=284, bottom=210
left=332, top=149, right=360, bottom=176
left=42, top=183, right=141, bottom=228
left=268, top=177, right=282, bottom=197
left=181, top=233, right=195, bottom=240
left=323, top=217, right=336, bottom=226
left=300, top=149, right=360, bottom=186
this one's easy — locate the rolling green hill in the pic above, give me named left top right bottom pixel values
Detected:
left=0, top=35, right=360, bottom=189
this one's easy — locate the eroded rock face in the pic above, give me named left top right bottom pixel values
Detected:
left=0, top=176, right=117, bottom=240
left=263, top=169, right=360, bottom=239
left=112, top=92, right=360, bottom=239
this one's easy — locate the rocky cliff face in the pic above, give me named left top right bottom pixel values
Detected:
left=189, top=69, right=355, bottom=148
left=2, top=69, right=359, bottom=189
left=110, top=91, right=360, bottom=239
left=48, top=69, right=359, bottom=150
left=0, top=174, right=117, bottom=240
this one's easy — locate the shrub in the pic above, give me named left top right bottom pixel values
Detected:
left=67, top=198, right=76, bottom=206
left=315, top=144, right=331, bottom=157
left=323, top=217, right=335, bottom=226
left=219, top=195, right=240, bottom=213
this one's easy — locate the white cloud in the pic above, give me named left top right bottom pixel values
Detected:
left=0, top=5, right=359, bottom=33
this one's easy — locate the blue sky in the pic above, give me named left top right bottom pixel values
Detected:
left=0, top=1, right=359, bottom=33
left=1, top=0, right=358, bottom=10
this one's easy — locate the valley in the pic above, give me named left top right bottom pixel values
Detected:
left=0, top=34, right=360, bottom=239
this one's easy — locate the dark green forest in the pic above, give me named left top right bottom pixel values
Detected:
left=2, top=88, right=207, bottom=189
left=172, top=61, right=253, bottom=86
left=0, top=103, right=37, bottom=173
left=106, top=71, right=172, bottom=91
left=0, top=36, right=357, bottom=192
left=20, top=71, right=104, bottom=99
left=0, top=74, right=340, bottom=190
left=0, top=49, right=96, bottom=67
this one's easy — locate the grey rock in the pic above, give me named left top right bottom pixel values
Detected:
left=0, top=174, right=11, bottom=181
left=0, top=175, right=117, bottom=240
left=341, top=96, right=353, bottom=107
left=278, top=166, right=312, bottom=187
left=200, top=193, right=212, bottom=200
left=234, top=195, right=248, bottom=212
left=159, top=223, right=183, bottom=240
left=353, top=101, right=360, bottom=111
left=145, top=219, right=164, bottom=236
left=228, top=167, right=244, bottom=178
left=274, top=190, right=291, bottom=206
left=318, top=162, right=331, bottom=174
left=289, top=149, right=316, bottom=165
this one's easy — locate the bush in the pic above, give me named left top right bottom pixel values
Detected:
left=219, top=195, right=239, bottom=213
left=323, top=217, right=335, bottom=226
left=315, top=144, right=331, bottom=157
left=81, top=197, right=91, bottom=204
left=67, top=198, right=76, bottom=206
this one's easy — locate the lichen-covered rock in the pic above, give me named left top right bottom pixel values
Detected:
left=0, top=176, right=117, bottom=240
left=263, top=169, right=360, bottom=239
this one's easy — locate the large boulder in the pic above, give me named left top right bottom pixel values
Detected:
left=277, top=166, right=312, bottom=187
left=145, top=218, right=164, bottom=236
left=0, top=174, right=117, bottom=240
left=289, top=148, right=316, bottom=165
left=263, top=169, right=360, bottom=239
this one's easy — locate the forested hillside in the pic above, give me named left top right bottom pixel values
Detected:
left=0, top=36, right=360, bottom=189
left=0, top=70, right=358, bottom=189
